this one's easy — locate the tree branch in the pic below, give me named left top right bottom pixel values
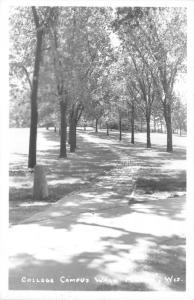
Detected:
left=76, top=106, right=84, bottom=123
left=21, top=65, right=32, bottom=91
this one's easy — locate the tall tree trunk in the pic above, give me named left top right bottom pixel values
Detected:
left=146, top=114, right=151, bottom=148
left=28, top=15, right=43, bottom=168
left=68, top=109, right=74, bottom=145
left=59, top=100, right=67, bottom=158
left=68, top=120, right=71, bottom=145
left=180, top=125, right=182, bottom=136
left=69, top=104, right=82, bottom=152
left=106, top=122, right=109, bottom=136
left=74, top=123, right=77, bottom=148
left=119, top=116, right=122, bottom=141
left=131, top=102, right=135, bottom=144
left=153, top=116, right=156, bottom=132
left=164, top=103, right=173, bottom=152
left=69, top=118, right=76, bottom=152
left=95, top=118, right=98, bottom=133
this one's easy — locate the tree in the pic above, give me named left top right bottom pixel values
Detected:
left=113, top=7, right=186, bottom=152
left=9, top=84, right=31, bottom=127
left=69, top=102, right=83, bottom=152
left=9, top=8, right=35, bottom=128
left=29, top=7, right=56, bottom=167
left=48, top=7, right=113, bottom=153
left=128, top=96, right=136, bottom=144
left=27, top=7, right=44, bottom=168
left=172, top=97, right=186, bottom=136
left=9, top=7, right=55, bottom=167
left=125, top=55, right=156, bottom=148
left=49, top=8, right=71, bottom=158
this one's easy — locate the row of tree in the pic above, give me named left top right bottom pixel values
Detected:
left=9, top=6, right=187, bottom=168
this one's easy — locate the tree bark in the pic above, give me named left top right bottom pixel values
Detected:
left=68, top=121, right=71, bottom=145
left=28, top=10, right=43, bottom=168
left=131, top=102, right=135, bottom=144
left=95, top=118, right=98, bottom=133
left=119, top=116, right=122, bottom=141
left=164, top=103, right=173, bottom=152
left=106, top=122, right=109, bottom=136
left=69, top=118, right=76, bottom=152
left=59, top=100, right=67, bottom=158
left=146, top=114, right=151, bottom=148
left=69, top=104, right=82, bottom=152
left=68, top=108, right=74, bottom=145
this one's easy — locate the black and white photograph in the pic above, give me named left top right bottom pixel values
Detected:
left=1, top=0, right=193, bottom=299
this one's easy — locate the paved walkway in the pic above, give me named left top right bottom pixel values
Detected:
left=9, top=133, right=186, bottom=291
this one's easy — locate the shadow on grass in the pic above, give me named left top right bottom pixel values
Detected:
left=136, top=169, right=186, bottom=193
left=9, top=228, right=185, bottom=291
left=9, top=252, right=152, bottom=291
left=10, top=129, right=186, bottom=225
left=9, top=130, right=120, bottom=225
left=13, top=181, right=185, bottom=290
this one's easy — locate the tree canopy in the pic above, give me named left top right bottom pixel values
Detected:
left=9, top=6, right=187, bottom=163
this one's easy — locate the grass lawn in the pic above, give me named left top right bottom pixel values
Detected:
left=9, top=127, right=186, bottom=225
left=9, top=128, right=119, bottom=224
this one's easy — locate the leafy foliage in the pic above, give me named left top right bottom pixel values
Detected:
left=9, top=6, right=187, bottom=152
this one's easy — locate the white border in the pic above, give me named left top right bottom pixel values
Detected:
left=3, top=0, right=194, bottom=6
left=0, top=1, right=193, bottom=299
left=0, top=0, right=9, bottom=299
left=187, top=3, right=194, bottom=300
